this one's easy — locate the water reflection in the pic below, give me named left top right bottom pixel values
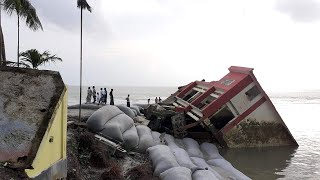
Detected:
left=220, top=146, right=297, bottom=180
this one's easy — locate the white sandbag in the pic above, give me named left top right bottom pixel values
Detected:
left=207, top=159, right=251, bottom=180
left=159, top=167, right=192, bottom=180
left=182, top=138, right=204, bottom=158
left=147, top=145, right=180, bottom=177
left=152, top=131, right=161, bottom=144
left=108, top=114, right=135, bottom=133
left=190, top=157, right=223, bottom=180
left=131, top=106, right=142, bottom=116
left=200, top=142, right=223, bottom=160
left=192, top=169, right=219, bottom=180
left=100, top=121, right=124, bottom=142
left=131, top=109, right=138, bottom=116
left=170, top=148, right=197, bottom=169
left=99, top=113, right=135, bottom=142
left=122, top=125, right=139, bottom=150
left=164, top=134, right=180, bottom=150
left=86, top=105, right=123, bottom=132
left=174, top=139, right=186, bottom=149
left=116, top=105, right=135, bottom=119
left=136, top=125, right=155, bottom=153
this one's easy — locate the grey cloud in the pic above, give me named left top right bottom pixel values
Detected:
left=32, top=0, right=78, bottom=30
left=32, top=0, right=173, bottom=41
left=276, top=0, right=320, bottom=22
left=32, top=0, right=111, bottom=36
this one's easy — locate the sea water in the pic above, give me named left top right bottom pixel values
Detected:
left=68, top=86, right=320, bottom=179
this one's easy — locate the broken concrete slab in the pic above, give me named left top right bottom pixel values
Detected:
left=0, top=66, right=65, bottom=169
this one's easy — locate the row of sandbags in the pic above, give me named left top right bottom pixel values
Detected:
left=86, top=105, right=154, bottom=151
left=147, top=135, right=251, bottom=180
left=86, top=106, right=250, bottom=179
left=116, top=104, right=143, bottom=118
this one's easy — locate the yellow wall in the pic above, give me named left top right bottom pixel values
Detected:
left=25, top=88, right=67, bottom=178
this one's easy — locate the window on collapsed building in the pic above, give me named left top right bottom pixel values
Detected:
left=220, top=79, right=235, bottom=86
left=196, top=95, right=216, bottom=109
left=187, top=92, right=202, bottom=103
left=209, top=105, right=235, bottom=130
left=183, top=90, right=197, bottom=101
left=245, top=86, right=260, bottom=101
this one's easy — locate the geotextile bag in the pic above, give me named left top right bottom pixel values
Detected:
left=131, top=106, right=142, bottom=116
left=136, top=125, right=156, bottom=152
left=200, top=142, right=223, bottom=160
left=190, top=157, right=223, bottom=180
left=192, top=169, right=219, bottom=180
left=159, top=167, right=192, bottom=180
left=207, top=159, right=251, bottom=180
left=86, top=105, right=123, bottom=132
left=122, top=125, right=139, bottom=150
left=164, top=134, right=180, bottom=150
left=99, top=113, right=135, bottom=143
left=116, top=105, right=136, bottom=119
left=171, top=148, right=197, bottom=169
left=151, top=131, right=161, bottom=145
left=182, top=138, right=204, bottom=158
left=147, top=145, right=180, bottom=176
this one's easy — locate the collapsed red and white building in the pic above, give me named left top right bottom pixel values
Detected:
left=166, top=66, right=297, bottom=148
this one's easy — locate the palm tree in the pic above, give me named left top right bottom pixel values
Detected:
left=1, top=0, right=43, bottom=67
left=77, top=0, right=92, bottom=122
left=0, top=2, right=7, bottom=66
left=19, top=49, right=62, bottom=69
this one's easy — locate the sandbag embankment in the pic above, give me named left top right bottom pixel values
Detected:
left=116, top=105, right=136, bottom=119
left=201, top=143, right=250, bottom=180
left=159, top=167, right=192, bottom=180
left=86, top=105, right=139, bottom=150
left=182, top=138, right=204, bottom=159
left=147, top=145, right=180, bottom=177
left=207, top=159, right=250, bottom=180
left=131, top=106, right=143, bottom=116
left=136, top=125, right=156, bottom=153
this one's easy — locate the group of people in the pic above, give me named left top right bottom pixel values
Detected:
left=86, top=86, right=114, bottom=105
left=86, top=86, right=162, bottom=107
left=147, top=97, right=162, bottom=104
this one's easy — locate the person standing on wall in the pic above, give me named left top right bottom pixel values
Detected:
left=99, top=88, right=103, bottom=104
left=155, top=97, right=158, bottom=104
left=86, top=87, right=92, bottom=104
left=126, top=94, right=130, bottom=107
left=148, top=98, right=150, bottom=105
left=109, top=89, right=114, bottom=105
left=92, top=86, right=97, bottom=103
left=103, top=88, right=108, bottom=104
left=96, top=92, right=100, bottom=105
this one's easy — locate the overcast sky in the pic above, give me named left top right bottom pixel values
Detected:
left=2, top=0, right=320, bottom=92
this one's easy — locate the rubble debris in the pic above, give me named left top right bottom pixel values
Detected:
left=125, top=162, right=157, bottom=180
left=67, top=125, right=155, bottom=180
left=100, top=162, right=123, bottom=180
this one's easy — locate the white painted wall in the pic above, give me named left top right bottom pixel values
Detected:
left=230, top=82, right=263, bottom=114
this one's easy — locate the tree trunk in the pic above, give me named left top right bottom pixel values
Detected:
left=17, top=14, right=20, bottom=67
left=0, top=23, right=6, bottom=66
left=0, top=7, right=6, bottom=66
left=79, top=8, right=83, bottom=123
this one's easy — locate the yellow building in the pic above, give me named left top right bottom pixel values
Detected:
left=0, top=67, right=67, bottom=179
